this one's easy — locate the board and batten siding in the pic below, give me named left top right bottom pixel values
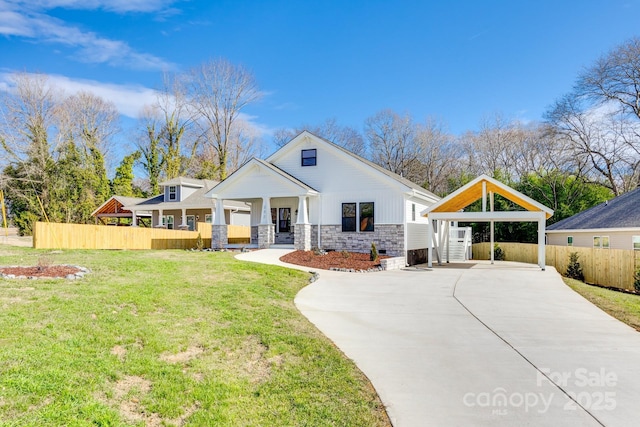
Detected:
left=405, top=198, right=431, bottom=250
left=547, top=229, right=640, bottom=250
left=271, top=138, right=409, bottom=225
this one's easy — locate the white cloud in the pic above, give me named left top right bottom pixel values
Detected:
left=7, top=0, right=177, bottom=13
left=0, top=0, right=175, bottom=71
left=0, top=72, right=159, bottom=118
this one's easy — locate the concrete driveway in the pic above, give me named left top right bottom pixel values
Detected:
left=236, top=250, right=640, bottom=426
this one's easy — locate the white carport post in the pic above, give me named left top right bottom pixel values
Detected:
left=131, top=210, right=137, bottom=226
left=427, top=218, right=433, bottom=268
left=538, top=211, right=546, bottom=270
left=490, top=191, right=494, bottom=265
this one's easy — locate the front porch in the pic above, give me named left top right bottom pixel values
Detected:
left=211, top=195, right=315, bottom=251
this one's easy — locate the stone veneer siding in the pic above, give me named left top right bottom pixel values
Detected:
left=211, top=225, right=228, bottom=249
left=257, top=224, right=274, bottom=249
left=250, top=226, right=258, bottom=245
left=317, top=224, right=405, bottom=257
left=294, top=224, right=312, bottom=251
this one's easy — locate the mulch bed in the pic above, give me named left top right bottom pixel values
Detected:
left=0, top=265, right=81, bottom=278
left=280, top=250, right=389, bottom=271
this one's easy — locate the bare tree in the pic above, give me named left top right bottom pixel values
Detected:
left=55, top=91, right=120, bottom=166
left=365, top=109, right=420, bottom=180
left=577, top=37, right=640, bottom=121
left=183, top=58, right=262, bottom=179
left=0, top=72, right=58, bottom=174
left=546, top=94, right=640, bottom=195
left=414, top=117, right=461, bottom=195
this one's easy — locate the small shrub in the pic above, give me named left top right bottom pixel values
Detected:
left=566, top=252, right=584, bottom=281
left=634, top=268, right=640, bottom=293
left=196, top=232, right=204, bottom=251
left=312, top=246, right=326, bottom=256
left=340, top=250, right=351, bottom=259
left=493, top=243, right=505, bottom=261
left=370, top=242, right=379, bottom=262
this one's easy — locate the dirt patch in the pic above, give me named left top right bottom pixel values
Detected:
left=98, top=375, right=198, bottom=426
left=110, top=345, right=127, bottom=361
left=280, top=250, right=388, bottom=271
left=160, top=345, right=204, bottom=364
left=0, top=265, right=80, bottom=278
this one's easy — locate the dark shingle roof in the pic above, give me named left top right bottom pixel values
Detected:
left=548, top=187, right=640, bottom=230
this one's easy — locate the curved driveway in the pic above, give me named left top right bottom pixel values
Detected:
left=236, top=250, right=640, bottom=426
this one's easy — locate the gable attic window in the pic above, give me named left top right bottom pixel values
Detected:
left=168, top=186, right=177, bottom=201
left=301, top=149, right=317, bottom=166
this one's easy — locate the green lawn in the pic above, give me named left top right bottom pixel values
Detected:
left=564, top=277, right=640, bottom=331
left=0, top=246, right=390, bottom=426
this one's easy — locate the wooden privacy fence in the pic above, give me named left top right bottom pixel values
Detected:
left=34, top=222, right=250, bottom=250
left=472, top=242, right=640, bottom=291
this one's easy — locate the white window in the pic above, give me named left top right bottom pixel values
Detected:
left=205, top=214, right=213, bottom=224
left=567, top=236, right=573, bottom=246
left=633, top=236, right=640, bottom=250
left=162, top=215, right=174, bottom=229
left=593, top=236, right=610, bottom=249
left=412, top=203, right=416, bottom=221
left=168, top=186, right=177, bottom=201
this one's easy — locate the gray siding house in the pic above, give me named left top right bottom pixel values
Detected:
left=546, top=187, right=640, bottom=250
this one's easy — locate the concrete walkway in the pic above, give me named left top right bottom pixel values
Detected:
left=236, top=250, right=640, bottom=426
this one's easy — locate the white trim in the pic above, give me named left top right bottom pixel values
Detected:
left=421, top=174, right=553, bottom=218
left=427, top=211, right=545, bottom=222
left=547, top=227, right=640, bottom=233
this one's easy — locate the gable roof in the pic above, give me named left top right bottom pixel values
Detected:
left=548, top=187, right=640, bottom=231
left=422, top=174, right=554, bottom=219
left=267, top=130, right=439, bottom=201
left=123, top=180, right=250, bottom=211
left=91, top=195, right=151, bottom=217
left=206, top=157, right=319, bottom=199
left=159, top=177, right=207, bottom=187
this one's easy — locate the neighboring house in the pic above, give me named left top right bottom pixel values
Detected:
left=547, top=187, right=640, bottom=250
left=91, top=195, right=152, bottom=226
left=121, top=177, right=250, bottom=231
left=205, top=131, right=440, bottom=264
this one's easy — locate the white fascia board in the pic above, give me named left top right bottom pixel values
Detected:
left=427, top=211, right=546, bottom=222
left=406, top=190, right=440, bottom=204
left=546, top=227, right=640, bottom=234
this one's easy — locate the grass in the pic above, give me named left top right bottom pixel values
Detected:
left=564, top=277, right=640, bottom=331
left=0, top=246, right=390, bottom=426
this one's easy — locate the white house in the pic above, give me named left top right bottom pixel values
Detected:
left=205, top=131, right=439, bottom=265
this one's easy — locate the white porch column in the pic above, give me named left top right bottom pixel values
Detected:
left=538, top=212, right=546, bottom=270
left=181, top=208, right=187, bottom=227
left=158, top=209, right=163, bottom=227
left=296, top=196, right=309, bottom=224
left=214, top=199, right=225, bottom=225
left=131, top=210, right=137, bottom=227
left=260, top=197, right=271, bottom=224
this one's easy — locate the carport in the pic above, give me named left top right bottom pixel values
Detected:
left=422, top=174, right=554, bottom=269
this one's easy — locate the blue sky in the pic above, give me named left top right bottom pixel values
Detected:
left=2, top=0, right=640, bottom=154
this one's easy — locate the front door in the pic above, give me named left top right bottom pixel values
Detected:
left=187, top=215, right=196, bottom=231
left=278, top=208, right=291, bottom=233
